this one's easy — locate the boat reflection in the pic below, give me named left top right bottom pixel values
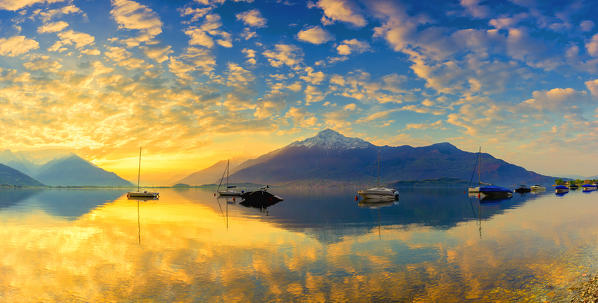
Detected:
left=357, top=200, right=398, bottom=209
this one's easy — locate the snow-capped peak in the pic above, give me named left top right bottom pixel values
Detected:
left=289, top=129, right=373, bottom=149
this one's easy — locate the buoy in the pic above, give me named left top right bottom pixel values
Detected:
left=213, top=193, right=216, bottom=197
left=354, top=195, right=358, bottom=201
left=232, top=197, right=235, bottom=202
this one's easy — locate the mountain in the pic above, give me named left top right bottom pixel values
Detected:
left=176, top=159, right=246, bottom=186
left=33, top=155, right=132, bottom=187
left=0, top=150, right=38, bottom=176
left=228, top=129, right=556, bottom=186
left=0, top=164, right=44, bottom=186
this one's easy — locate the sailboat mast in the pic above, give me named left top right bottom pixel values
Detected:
left=226, top=160, right=229, bottom=188
left=137, top=147, right=141, bottom=192
left=477, top=147, right=481, bottom=186
left=377, top=151, right=380, bottom=187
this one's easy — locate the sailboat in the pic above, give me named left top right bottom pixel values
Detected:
left=127, top=147, right=159, bottom=199
left=468, top=147, right=482, bottom=193
left=217, top=160, right=242, bottom=197
left=357, top=151, right=399, bottom=202
left=467, top=147, right=512, bottom=200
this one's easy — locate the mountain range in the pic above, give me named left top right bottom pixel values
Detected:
left=179, top=129, right=556, bottom=186
left=0, top=151, right=132, bottom=187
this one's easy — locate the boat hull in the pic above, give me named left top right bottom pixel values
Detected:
left=127, top=191, right=159, bottom=199
left=468, top=187, right=480, bottom=193
left=218, top=191, right=243, bottom=197
left=358, top=194, right=398, bottom=202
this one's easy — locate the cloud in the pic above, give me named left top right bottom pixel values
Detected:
left=235, top=9, right=266, bottom=28
left=285, top=107, right=317, bottom=127
left=49, top=30, right=95, bottom=52
left=580, top=20, right=594, bottom=32
left=37, top=21, right=69, bottom=33
left=313, top=0, right=366, bottom=27
left=336, top=39, right=370, bottom=55
left=0, top=0, right=65, bottom=11
left=263, top=44, right=303, bottom=68
left=0, top=36, right=39, bottom=56
left=522, top=88, right=588, bottom=112
left=460, top=0, right=489, bottom=19
left=586, top=34, right=598, bottom=57
left=142, top=45, right=172, bottom=63
left=406, top=120, right=443, bottom=130
left=242, top=48, right=256, bottom=65
left=297, top=26, right=333, bottom=44
left=32, top=4, right=84, bottom=22
left=110, top=0, right=162, bottom=45
left=585, top=79, right=598, bottom=98
left=184, top=14, right=232, bottom=48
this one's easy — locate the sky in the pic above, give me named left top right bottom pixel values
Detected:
left=0, top=0, right=598, bottom=184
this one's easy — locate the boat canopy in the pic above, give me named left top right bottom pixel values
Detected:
left=479, top=185, right=512, bottom=192
left=555, top=185, right=568, bottom=189
left=582, top=184, right=596, bottom=187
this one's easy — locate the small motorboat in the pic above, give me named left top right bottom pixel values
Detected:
left=514, top=184, right=531, bottom=193
left=357, top=187, right=399, bottom=202
left=555, top=185, right=569, bottom=194
left=530, top=185, right=546, bottom=192
left=478, top=185, right=513, bottom=201
left=569, top=184, right=579, bottom=190
left=582, top=184, right=597, bottom=192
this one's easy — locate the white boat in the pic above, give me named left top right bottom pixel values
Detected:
left=357, top=152, right=399, bottom=202
left=530, top=185, right=546, bottom=192
left=127, top=147, right=159, bottom=199
left=217, top=160, right=242, bottom=197
left=358, top=187, right=399, bottom=201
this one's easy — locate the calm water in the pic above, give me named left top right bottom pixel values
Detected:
left=1, top=187, right=598, bottom=302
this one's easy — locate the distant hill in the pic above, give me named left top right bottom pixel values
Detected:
left=0, top=150, right=38, bottom=176
left=176, top=159, right=246, bottom=186
left=0, top=164, right=44, bottom=186
left=229, top=129, right=556, bottom=186
left=33, top=155, right=132, bottom=187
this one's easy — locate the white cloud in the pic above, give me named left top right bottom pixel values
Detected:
left=336, top=39, right=369, bottom=55
left=37, top=21, right=68, bottom=33
left=110, top=0, right=162, bottom=45
left=297, top=26, right=333, bottom=44
left=235, top=9, right=266, bottom=28
left=285, top=107, right=317, bottom=127
left=263, top=44, right=303, bottom=68
left=522, top=88, right=588, bottom=112
left=586, top=79, right=598, bottom=98
left=0, top=36, right=39, bottom=56
left=313, top=0, right=366, bottom=27
left=586, top=34, right=598, bottom=57
left=0, top=0, right=65, bottom=11
left=242, top=48, right=256, bottom=65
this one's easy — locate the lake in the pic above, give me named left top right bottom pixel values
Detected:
left=0, top=187, right=597, bottom=302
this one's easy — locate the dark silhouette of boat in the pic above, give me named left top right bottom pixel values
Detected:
left=514, top=184, right=531, bottom=193
left=240, top=187, right=283, bottom=209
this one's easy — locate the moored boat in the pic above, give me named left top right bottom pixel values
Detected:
left=127, top=147, right=159, bottom=200
left=357, top=151, right=399, bottom=202
left=530, top=185, right=546, bottom=192
left=358, top=187, right=399, bottom=201
left=569, top=183, right=579, bottom=190
left=582, top=184, right=597, bottom=192
left=217, top=160, right=242, bottom=197
left=240, top=188, right=283, bottom=209
left=555, top=185, right=569, bottom=194
left=478, top=185, right=513, bottom=201
left=514, top=184, right=531, bottom=193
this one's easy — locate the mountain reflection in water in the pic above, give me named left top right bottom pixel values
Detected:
left=0, top=187, right=596, bottom=302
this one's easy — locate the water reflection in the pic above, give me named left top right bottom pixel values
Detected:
left=1, top=187, right=597, bottom=301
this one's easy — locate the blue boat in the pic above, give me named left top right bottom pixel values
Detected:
left=555, top=185, right=569, bottom=194
left=582, top=184, right=597, bottom=192
left=478, top=185, right=513, bottom=201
